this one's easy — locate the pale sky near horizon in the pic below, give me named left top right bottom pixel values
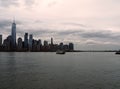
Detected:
left=0, top=0, right=120, bottom=50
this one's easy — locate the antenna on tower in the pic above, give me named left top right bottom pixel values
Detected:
left=13, top=17, right=15, bottom=23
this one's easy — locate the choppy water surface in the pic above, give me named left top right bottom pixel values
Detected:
left=0, top=52, right=120, bottom=89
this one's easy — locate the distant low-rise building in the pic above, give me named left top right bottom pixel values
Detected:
left=59, top=42, right=64, bottom=50
left=63, top=44, right=69, bottom=51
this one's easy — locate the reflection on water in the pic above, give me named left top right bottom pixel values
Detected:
left=0, top=52, right=120, bottom=89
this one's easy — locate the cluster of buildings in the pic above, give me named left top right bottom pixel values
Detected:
left=0, top=20, right=74, bottom=52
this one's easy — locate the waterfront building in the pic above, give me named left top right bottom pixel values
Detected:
left=3, top=39, right=7, bottom=49
left=50, top=38, right=55, bottom=51
left=44, top=40, right=48, bottom=46
left=24, top=33, right=28, bottom=49
left=51, top=38, right=53, bottom=45
left=17, top=37, right=23, bottom=51
left=69, top=43, right=74, bottom=50
left=0, top=35, right=2, bottom=46
left=3, top=35, right=12, bottom=51
left=29, top=34, right=33, bottom=51
left=32, top=39, right=38, bottom=51
left=63, top=44, right=69, bottom=51
left=7, top=35, right=12, bottom=47
left=11, top=20, right=16, bottom=48
left=43, top=40, right=49, bottom=51
left=59, top=42, right=64, bottom=50
left=37, top=39, right=42, bottom=51
left=38, top=39, right=42, bottom=46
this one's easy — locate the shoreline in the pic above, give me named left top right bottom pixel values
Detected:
left=0, top=50, right=118, bottom=52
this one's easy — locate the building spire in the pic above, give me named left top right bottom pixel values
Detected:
left=13, top=17, right=15, bottom=23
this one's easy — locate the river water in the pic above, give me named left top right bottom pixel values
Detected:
left=0, top=52, right=120, bottom=89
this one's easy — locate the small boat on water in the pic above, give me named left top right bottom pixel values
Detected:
left=56, top=50, right=65, bottom=54
left=115, top=51, right=120, bottom=54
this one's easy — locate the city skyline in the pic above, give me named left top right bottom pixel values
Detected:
left=0, top=0, right=120, bottom=50
left=0, top=20, right=74, bottom=52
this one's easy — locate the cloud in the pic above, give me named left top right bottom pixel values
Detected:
left=85, top=40, right=103, bottom=45
left=13, top=19, right=120, bottom=44
left=0, top=0, right=19, bottom=7
left=34, top=20, right=44, bottom=23
left=62, top=22, right=87, bottom=27
left=0, top=19, right=22, bottom=28
left=0, top=20, right=11, bottom=29
left=58, top=30, right=82, bottom=36
left=0, top=0, right=36, bottom=8
left=16, top=27, right=56, bottom=38
left=80, top=30, right=120, bottom=40
left=48, top=1, right=57, bottom=7
left=53, top=28, right=120, bottom=44
left=24, top=0, right=35, bottom=6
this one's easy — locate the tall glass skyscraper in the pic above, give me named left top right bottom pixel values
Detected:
left=11, top=20, right=16, bottom=48
left=0, top=35, right=2, bottom=46
left=24, top=33, right=28, bottom=48
left=29, top=34, right=33, bottom=50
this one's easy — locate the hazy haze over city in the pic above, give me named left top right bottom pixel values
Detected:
left=0, top=0, right=120, bottom=50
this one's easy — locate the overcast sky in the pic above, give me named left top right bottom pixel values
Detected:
left=0, top=0, right=120, bottom=50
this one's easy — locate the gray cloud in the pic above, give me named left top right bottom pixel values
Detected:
left=0, top=0, right=19, bottom=7
left=81, top=31, right=112, bottom=39
left=0, top=20, right=11, bottom=29
left=1, top=19, right=120, bottom=44
left=80, top=30, right=120, bottom=40
left=62, top=22, right=87, bottom=27
left=16, top=28, right=56, bottom=37
left=58, top=30, right=82, bottom=36
left=24, top=0, right=35, bottom=6
left=48, top=1, right=57, bottom=7
left=34, top=20, right=45, bottom=23
left=85, top=41, right=98, bottom=45
left=0, top=0, right=36, bottom=8
left=0, top=19, right=22, bottom=28
left=56, top=28, right=120, bottom=41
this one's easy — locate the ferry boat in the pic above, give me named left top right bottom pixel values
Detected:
left=56, top=50, right=65, bottom=54
left=115, top=50, right=120, bottom=54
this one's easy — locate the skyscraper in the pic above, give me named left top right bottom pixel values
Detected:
left=44, top=40, right=48, bottom=46
left=69, top=43, right=74, bottom=50
left=51, top=38, right=53, bottom=45
left=29, top=34, right=33, bottom=50
left=0, top=35, right=2, bottom=46
left=11, top=20, right=16, bottom=48
left=24, top=33, right=28, bottom=48
left=17, top=37, right=23, bottom=50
